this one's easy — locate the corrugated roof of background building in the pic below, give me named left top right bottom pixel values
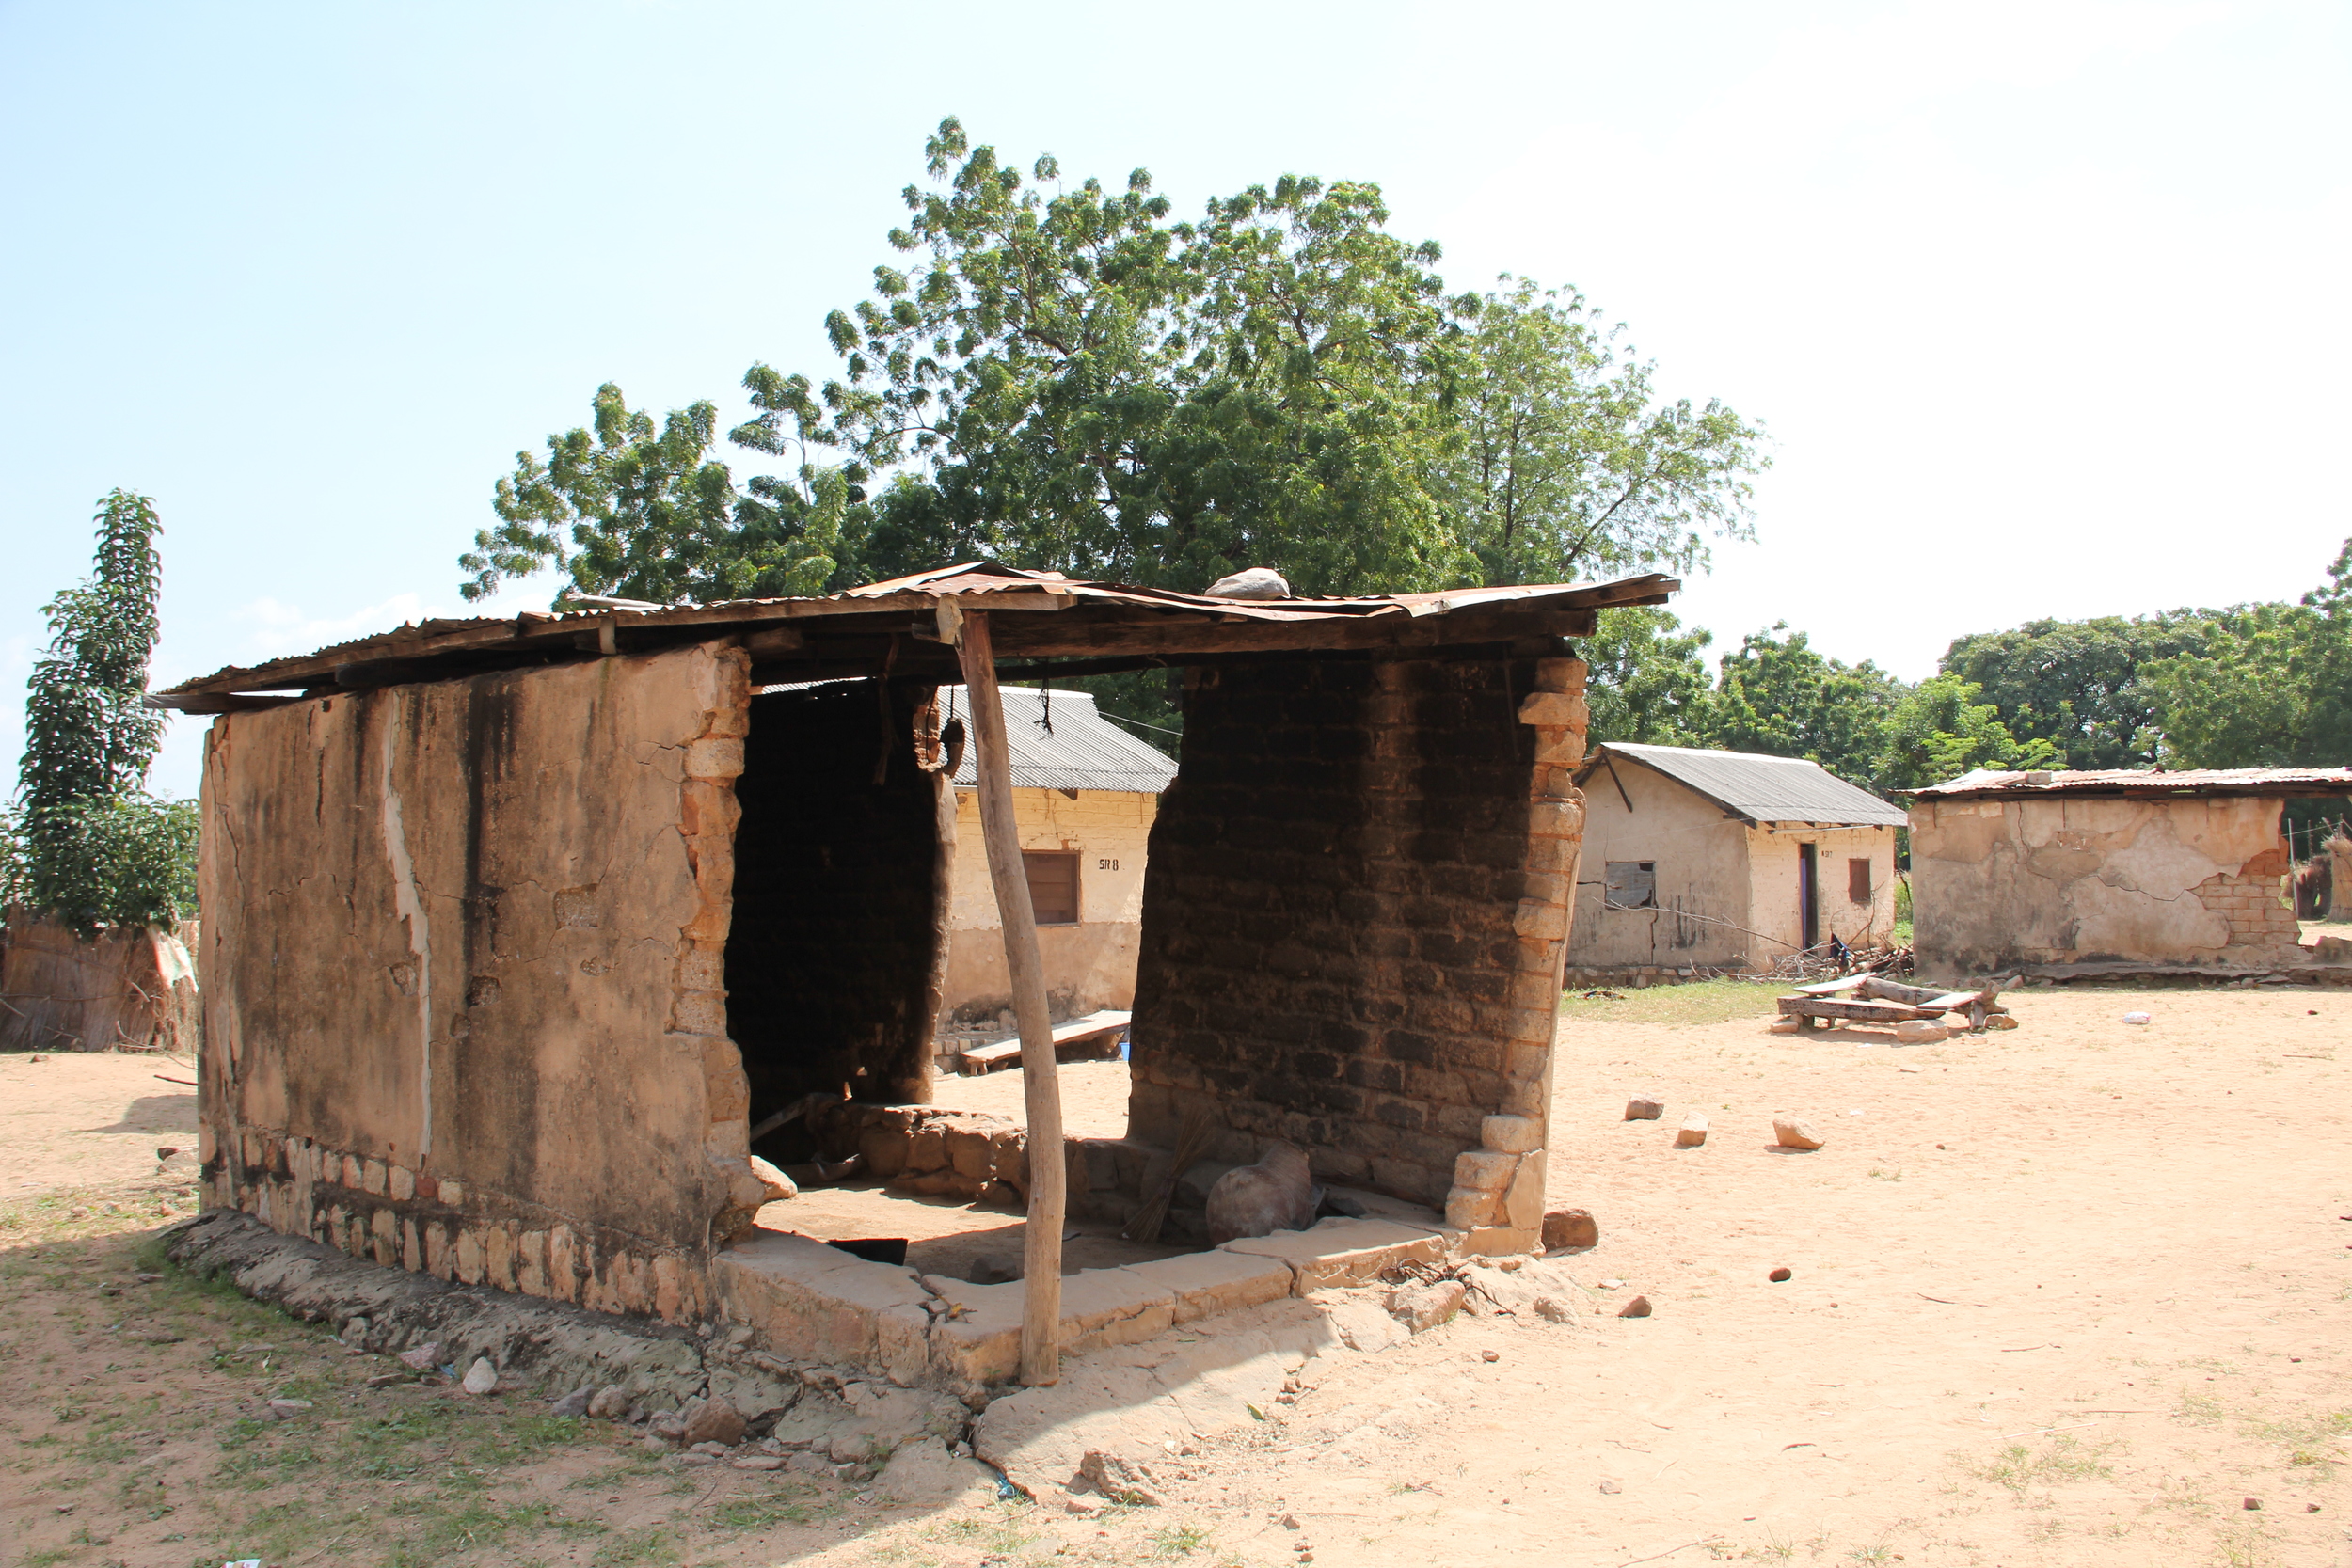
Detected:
left=1910, top=766, right=2352, bottom=800
left=942, top=686, right=1177, bottom=794
left=1586, top=743, right=1908, bottom=828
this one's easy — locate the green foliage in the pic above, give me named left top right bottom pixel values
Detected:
left=1454, top=277, right=1761, bottom=586
left=1580, top=607, right=1715, bottom=746
left=1941, top=612, right=2215, bottom=769
left=1875, top=674, right=2059, bottom=792
left=463, top=119, right=1762, bottom=607
left=8, top=491, right=195, bottom=934
left=1703, top=625, right=1911, bottom=788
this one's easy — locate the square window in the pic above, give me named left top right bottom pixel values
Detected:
left=1848, top=858, right=1873, bottom=904
left=1604, top=861, right=1658, bottom=911
left=1023, top=851, right=1080, bottom=925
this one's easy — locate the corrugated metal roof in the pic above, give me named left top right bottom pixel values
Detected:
left=943, top=686, right=1177, bottom=794
left=151, top=559, right=1681, bottom=708
left=1587, top=743, right=1908, bottom=827
left=1911, top=766, right=2352, bottom=800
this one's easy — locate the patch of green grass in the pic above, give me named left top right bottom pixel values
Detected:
left=1962, top=1434, right=2115, bottom=1494
left=590, top=1525, right=682, bottom=1567
left=711, top=1484, right=833, bottom=1530
left=1147, top=1520, right=1216, bottom=1558
left=1556, top=977, right=1781, bottom=1027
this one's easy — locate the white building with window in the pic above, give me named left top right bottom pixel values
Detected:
left=1564, top=743, right=1906, bottom=982
left=934, top=685, right=1177, bottom=1048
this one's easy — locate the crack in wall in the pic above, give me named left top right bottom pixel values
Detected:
left=379, top=701, right=437, bottom=1159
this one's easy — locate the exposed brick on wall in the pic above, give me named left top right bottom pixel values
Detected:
left=726, top=684, right=945, bottom=1124
left=2198, top=863, right=2301, bottom=950
left=1127, top=655, right=1582, bottom=1214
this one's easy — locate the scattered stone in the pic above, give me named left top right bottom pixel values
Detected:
left=1599, top=1478, right=1623, bottom=1494
left=2242, top=1497, right=2260, bottom=1511
left=548, top=1386, right=594, bottom=1418
left=968, top=1252, right=1023, bottom=1285
left=690, top=1441, right=731, bottom=1457
left=1480, top=1349, right=1501, bottom=1363
left=748, top=1154, right=798, bottom=1202
left=366, top=1372, right=407, bottom=1388
left=1078, top=1448, right=1164, bottom=1506
left=587, top=1386, right=630, bottom=1420
left=1773, top=1118, right=1824, bottom=1151
left=2306, top=1503, right=2320, bottom=1513
left=339, top=1315, right=372, bottom=1344
left=1598, top=1277, right=1625, bottom=1289
left=876, top=1435, right=994, bottom=1505
left=1985, top=1014, right=2020, bottom=1030
left=1543, top=1208, right=1598, bottom=1250
left=1062, top=1493, right=1106, bottom=1517
left=641, top=1433, right=670, bottom=1453
left=1892, top=1020, right=1948, bottom=1043
left=1767, top=1018, right=1804, bottom=1035
left=1617, top=1295, right=1653, bottom=1319
left=135, top=1272, right=162, bottom=1284
left=1625, top=1097, right=1664, bottom=1121
left=461, top=1357, right=500, bottom=1396
left=2122, top=1011, right=2153, bottom=1025
left=787, top=1451, right=834, bottom=1479
left=680, top=1451, right=717, bottom=1466
left=1674, top=1115, right=1708, bottom=1148
left=27, top=1053, right=44, bottom=1063
left=681, top=1398, right=748, bottom=1448
left=267, top=1398, right=313, bottom=1418
left=1386, top=1278, right=1467, bottom=1333
left=396, top=1341, right=442, bottom=1370
left=1768, top=1268, right=1792, bottom=1283
left=1533, top=1296, right=1577, bottom=1323
left=1205, top=1140, right=1317, bottom=1244
left=1203, top=566, right=1291, bottom=600
left=650, top=1413, right=688, bottom=1441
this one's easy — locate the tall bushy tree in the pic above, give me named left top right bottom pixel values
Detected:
left=1580, top=608, right=1717, bottom=747
left=461, top=118, right=1762, bottom=610
left=3, top=491, right=198, bottom=934
left=1702, top=626, right=1911, bottom=788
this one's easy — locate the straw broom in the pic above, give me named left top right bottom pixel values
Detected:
left=1123, top=1099, right=1215, bottom=1244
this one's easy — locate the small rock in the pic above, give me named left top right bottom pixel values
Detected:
left=587, top=1386, right=630, bottom=1420
left=2242, top=1497, right=2260, bottom=1510
left=1674, top=1115, right=1708, bottom=1148
left=2122, top=1011, right=2153, bottom=1025
left=339, top=1316, right=372, bottom=1344
left=366, top=1372, right=407, bottom=1388
left=135, top=1272, right=162, bottom=1284
left=1984, top=1013, right=2020, bottom=1030
left=461, top=1357, right=500, bottom=1396
left=2305, top=1503, right=2320, bottom=1513
left=1773, top=1118, right=1824, bottom=1151
left=1625, top=1097, right=1664, bottom=1121
left=1617, top=1295, right=1653, bottom=1318
left=267, top=1398, right=313, bottom=1418
left=732, top=1454, right=786, bottom=1471
left=690, top=1441, right=730, bottom=1457
left=787, top=1451, right=834, bottom=1479
left=1767, top=1017, right=1803, bottom=1035
left=651, top=1413, right=688, bottom=1441
left=681, top=1398, right=748, bottom=1448
left=548, top=1386, right=594, bottom=1418
left=396, top=1341, right=442, bottom=1370
left=748, top=1153, right=798, bottom=1201
left=1203, top=566, right=1292, bottom=600
left=1063, top=1493, right=1105, bottom=1517
left=1598, top=1277, right=1625, bottom=1289
left=1480, top=1349, right=1500, bottom=1363
left=27, top=1053, right=45, bottom=1063
left=680, top=1451, right=717, bottom=1466
left=968, top=1252, right=1023, bottom=1285
left=1542, top=1208, right=1598, bottom=1250
left=641, top=1433, right=670, bottom=1453
left=1533, top=1296, right=1577, bottom=1323
left=1892, top=1020, right=1948, bottom=1043
left=1768, top=1267, right=1792, bottom=1283
left=979, top=1180, right=1025, bottom=1208
left=1281, top=1513, right=1301, bottom=1529
left=1078, top=1448, right=1163, bottom=1506
left=1386, top=1278, right=1467, bottom=1333
left=1599, top=1478, right=1623, bottom=1494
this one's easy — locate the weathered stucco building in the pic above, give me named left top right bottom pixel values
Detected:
left=160, top=562, right=1673, bottom=1381
left=1909, top=767, right=2352, bottom=978
left=1565, top=743, right=1905, bottom=982
left=933, top=685, right=1174, bottom=1042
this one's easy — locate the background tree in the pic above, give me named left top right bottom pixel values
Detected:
left=1939, top=613, right=2215, bottom=769
left=1700, top=625, right=1910, bottom=788
left=1, top=491, right=199, bottom=934
left=1579, top=608, right=1716, bottom=747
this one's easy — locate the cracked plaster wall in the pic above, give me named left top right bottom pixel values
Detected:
left=1911, top=794, right=2297, bottom=974
left=195, top=644, right=761, bottom=1323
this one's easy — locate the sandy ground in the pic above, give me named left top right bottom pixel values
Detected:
left=4, top=1049, right=201, bottom=1197
left=3, top=987, right=2347, bottom=1568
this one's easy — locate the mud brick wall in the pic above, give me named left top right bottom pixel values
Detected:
left=2201, top=848, right=2300, bottom=953
left=1127, top=655, right=1587, bottom=1226
left=726, top=684, right=946, bottom=1118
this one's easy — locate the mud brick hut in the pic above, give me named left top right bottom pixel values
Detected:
left=1563, top=743, right=1906, bottom=984
left=155, top=562, right=1673, bottom=1385
left=1908, top=766, right=2352, bottom=980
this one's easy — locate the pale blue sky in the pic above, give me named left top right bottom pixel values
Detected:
left=3, top=0, right=2345, bottom=799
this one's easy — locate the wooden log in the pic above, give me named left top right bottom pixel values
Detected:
left=954, top=609, right=1065, bottom=1386
left=1792, top=975, right=1871, bottom=997
left=1776, top=996, right=1942, bottom=1023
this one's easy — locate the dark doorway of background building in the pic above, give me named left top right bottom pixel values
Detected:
left=1798, top=842, right=1820, bottom=951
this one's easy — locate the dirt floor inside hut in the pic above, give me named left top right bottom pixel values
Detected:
left=4, top=984, right=2348, bottom=1568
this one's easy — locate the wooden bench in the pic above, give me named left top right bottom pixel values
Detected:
left=955, top=1009, right=1132, bottom=1075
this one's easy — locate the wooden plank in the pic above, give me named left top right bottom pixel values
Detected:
left=1776, top=996, right=1940, bottom=1023
left=990, top=604, right=1601, bottom=660
left=1791, top=975, right=1871, bottom=996
left=955, top=609, right=1065, bottom=1387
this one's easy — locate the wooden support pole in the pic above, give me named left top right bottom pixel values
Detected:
left=951, top=607, right=1065, bottom=1386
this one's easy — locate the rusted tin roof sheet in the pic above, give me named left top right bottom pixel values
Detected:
left=1911, top=767, right=2352, bottom=800
left=151, top=561, right=1678, bottom=710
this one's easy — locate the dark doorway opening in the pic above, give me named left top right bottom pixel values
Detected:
left=725, top=681, right=946, bottom=1161
left=1798, top=841, right=1820, bottom=951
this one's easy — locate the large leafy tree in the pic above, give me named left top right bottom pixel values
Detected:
left=461, top=118, right=1762, bottom=611
left=1579, top=608, right=1717, bottom=747
left=1939, top=613, right=2217, bottom=770
left=2, top=491, right=199, bottom=934
left=1701, top=626, right=1911, bottom=788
